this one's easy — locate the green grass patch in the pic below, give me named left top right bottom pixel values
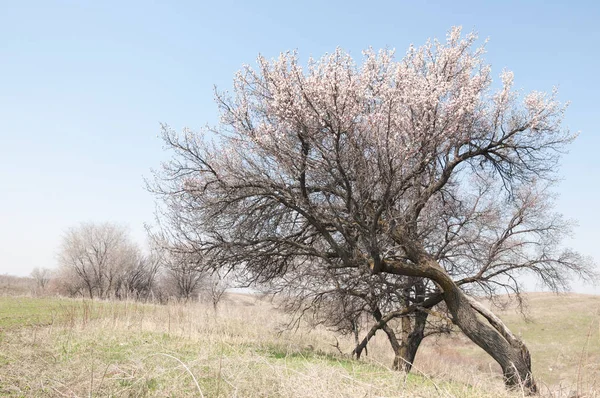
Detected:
left=0, top=297, right=75, bottom=329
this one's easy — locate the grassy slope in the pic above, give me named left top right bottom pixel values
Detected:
left=501, top=294, right=600, bottom=387
left=414, top=293, right=600, bottom=392
left=0, top=293, right=597, bottom=397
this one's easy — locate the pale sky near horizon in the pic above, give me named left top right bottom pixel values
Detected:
left=1, top=1, right=599, bottom=294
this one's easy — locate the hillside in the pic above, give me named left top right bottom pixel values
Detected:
left=0, top=293, right=597, bottom=397
left=416, top=293, right=600, bottom=390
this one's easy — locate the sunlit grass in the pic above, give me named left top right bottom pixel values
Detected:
left=0, top=293, right=598, bottom=397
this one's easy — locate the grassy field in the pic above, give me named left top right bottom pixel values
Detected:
left=0, top=293, right=597, bottom=397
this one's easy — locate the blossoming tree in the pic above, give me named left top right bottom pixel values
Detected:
left=152, top=28, right=593, bottom=393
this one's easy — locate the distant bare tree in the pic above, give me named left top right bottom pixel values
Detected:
left=159, top=248, right=205, bottom=301
left=0, top=274, right=35, bottom=296
left=55, top=266, right=86, bottom=297
left=30, top=267, right=51, bottom=294
left=201, top=271, right=230, bottom=311
left=151, top=28, right=596, bottom=393
left=115, top=252, right=162, bottom=301
left=57, top=222, right=141, bottom=299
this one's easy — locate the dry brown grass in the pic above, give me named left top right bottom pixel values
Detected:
left=0, top=293, right=597, bottom=397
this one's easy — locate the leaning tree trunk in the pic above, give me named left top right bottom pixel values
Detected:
left=444, top=282, right=536, bottom=392
left=382, top=254, right=537, bottom=394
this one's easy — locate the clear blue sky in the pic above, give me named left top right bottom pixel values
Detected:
left=1, top=1, right=598, bottom=293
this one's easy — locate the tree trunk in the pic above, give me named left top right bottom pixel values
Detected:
left=373, top=307, right=404, bottom=370
left=380, top=309, right=427, bottom=372
left=444, top=283, right=536, bottom=392
left=398, top=309, right=427, bottom=373
left=382, top=256, right=537, bottom=394
left=350, top=318, right=368, bottom=357
left=357, top=306, right=429, bottom=372
left=86, top=281, right=94, bottom=299
left=353, top=294, right=442, bottom=365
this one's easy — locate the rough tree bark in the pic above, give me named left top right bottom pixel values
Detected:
left=382, top=253, right=537, bottom=393
left=397, top=309, right=428, bottom=373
